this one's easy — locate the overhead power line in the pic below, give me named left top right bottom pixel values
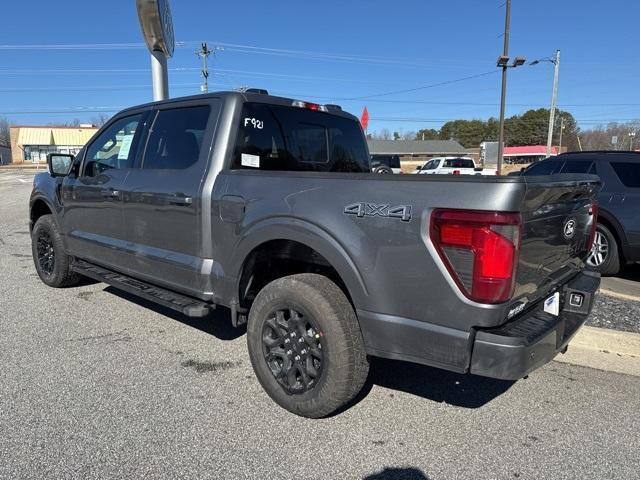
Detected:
left=345, top=71, right=498, bottom=100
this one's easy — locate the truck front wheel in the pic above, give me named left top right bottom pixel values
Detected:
left=31, top=214, right=80, bottom=288
left=246, top=273, right=369, bottom=418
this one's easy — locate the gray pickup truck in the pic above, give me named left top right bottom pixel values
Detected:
left=30, top=90, right=600, bottom=418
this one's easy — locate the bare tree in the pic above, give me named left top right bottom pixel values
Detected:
left=91, top=114, right=111, bottom=127
left=579, top=120, right=640, bottom=151
left=0, top=116, right=10, bottom=147
left=370, top=128, right=392, bottom=140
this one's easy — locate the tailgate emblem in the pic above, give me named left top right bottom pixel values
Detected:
left=563, top=218, right=576, bottom=239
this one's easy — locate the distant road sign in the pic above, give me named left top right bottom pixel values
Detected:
left=612, top=135, right=618, bottom=145
left=136, top=0, right=175, bottom=58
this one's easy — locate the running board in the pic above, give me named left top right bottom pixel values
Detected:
left=72, top=260, right=212, bottom=318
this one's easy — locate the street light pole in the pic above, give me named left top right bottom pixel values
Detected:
left=497, top=0, right=511, bottom=175
left=546, top=49, right=561, bottom=157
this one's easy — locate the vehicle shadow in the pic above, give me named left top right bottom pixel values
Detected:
left=104, top=286, right=514, bottom=408
left=104, top=286, right=246, bottom=341
left=618, top=263, right=640, bottom=282
left=364, top=467, right=430, bottom=480
left=357, top=357, right=515, bottom=410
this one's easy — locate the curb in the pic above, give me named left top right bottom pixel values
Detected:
left=599, top=288, right=640, bottom=303
left=569, top=325, right=640, bottom=355
left=554, top=326, right=640, bottom=376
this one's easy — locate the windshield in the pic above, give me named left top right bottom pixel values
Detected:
left=232, top=103, right=370, bottom=172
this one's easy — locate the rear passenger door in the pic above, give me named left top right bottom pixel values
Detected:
left=121, top=100, right=220, bottom=297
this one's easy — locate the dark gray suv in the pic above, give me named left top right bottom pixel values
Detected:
left=521, top=151, right=640, bottom=275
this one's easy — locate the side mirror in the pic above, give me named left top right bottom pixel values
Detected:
left=415, top=165, right=421, bottom=170
left=47, top=153, right=74, bottom=177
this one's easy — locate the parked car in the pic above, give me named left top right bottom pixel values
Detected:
left=518, top=151, right=640, bottom=275
left=30, top=90, right=600, bottom=418
left=370, top=154, right=401, bottom=174
left=414, top=156, right=497, bottom=175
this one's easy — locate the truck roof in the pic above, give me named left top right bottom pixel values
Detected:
left=117, top=90, right=360, bottom=123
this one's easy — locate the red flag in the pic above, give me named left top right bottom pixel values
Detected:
left=360, top=107, right=369, bottom=131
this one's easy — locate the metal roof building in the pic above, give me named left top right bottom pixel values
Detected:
left=9, top=125, right=98, bottom=164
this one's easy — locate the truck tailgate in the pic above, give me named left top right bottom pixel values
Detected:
left=513, top=174, right=600, bottom=305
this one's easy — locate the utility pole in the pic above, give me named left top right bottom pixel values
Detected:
left=496, top=0, right=511, bottom=175
left=558, top=117, right=565, bottom=153
left=195, top=42, right=213, bottom=93
left=546, top=49, right=561, bottom=157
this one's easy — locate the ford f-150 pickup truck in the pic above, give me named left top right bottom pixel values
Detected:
left=30, top=90, right=600, bottom=418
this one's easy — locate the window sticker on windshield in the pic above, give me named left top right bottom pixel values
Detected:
left=244, top=117, right=264, bottom=129
left=241, top=153, right=260, bottom=168
left=117, top=134, right=134, bottom=160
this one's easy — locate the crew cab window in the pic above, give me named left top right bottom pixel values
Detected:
left=443, top=158, right=475, bottom=169
left=83, top=114, right=143, bottom=177
left=142, top=105, right=210, bottom=170
left=611, top=162, right=640, bottom=187
left=524, top=159, right=562, bottom=176
left=561, top=160, right=594, bottom=174
left=232, top=103, right=369, bottom=172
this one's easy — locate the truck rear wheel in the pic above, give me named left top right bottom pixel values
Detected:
left=246, top=273, right=369, bottom=418
left=31, top=214, right=81, bottom=288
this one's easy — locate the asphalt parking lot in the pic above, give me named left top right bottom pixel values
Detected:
left=1, top=170, right=639, bottom=480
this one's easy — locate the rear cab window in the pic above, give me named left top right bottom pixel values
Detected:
left=443, top=158, right=475, bottom=169
left=232, top=103, right=370, bottom=172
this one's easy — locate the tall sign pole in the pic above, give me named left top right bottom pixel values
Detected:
left=545, top=49, right=561, bottom=157
left=136, top=0, right=175, bottom=101
left=496, top=0, right=511, bottom=175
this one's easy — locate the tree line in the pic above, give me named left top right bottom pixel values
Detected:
left=367, top=108, right=639, bottom=152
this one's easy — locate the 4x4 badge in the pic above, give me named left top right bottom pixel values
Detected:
left=344, top=202, right=412, bottom=222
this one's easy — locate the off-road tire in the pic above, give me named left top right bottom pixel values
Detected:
left=247, top=273, right=369, bottom=418
left=31, top=214, right=81, bottom=288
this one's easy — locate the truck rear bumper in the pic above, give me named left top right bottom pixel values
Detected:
left=469, top=270, right=600, bottom=380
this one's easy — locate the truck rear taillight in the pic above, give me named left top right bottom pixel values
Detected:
left=430, top=209, right=522, bottom=304
left=452, top=170, right=461, bottom=175
left=587, top=204, right=598, bottom=251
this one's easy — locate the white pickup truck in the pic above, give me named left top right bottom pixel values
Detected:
left=414, top=157, right=497, bottom=176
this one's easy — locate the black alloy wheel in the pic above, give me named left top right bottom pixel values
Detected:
left=36, top=230, right=55, bottom=276
left=262, top=307, right=324, bottom=394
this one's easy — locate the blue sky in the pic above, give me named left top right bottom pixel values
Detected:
left=1, top=0, right=639, bottom=133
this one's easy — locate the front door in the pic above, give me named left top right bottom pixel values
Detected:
left=61, top=113, right=146, bottom=272
left=121, top=102, right=218, bottom=297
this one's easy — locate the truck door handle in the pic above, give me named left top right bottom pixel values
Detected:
left=169, top=195, right=193, bottom=206
left=102, top=189, right=120, bottom=199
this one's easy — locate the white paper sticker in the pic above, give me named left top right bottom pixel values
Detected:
left=241, top=153, right=260, bottom=168
left=117, top=134, right=134, bottom=160
left=543, top=291, right=560, bottom=316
